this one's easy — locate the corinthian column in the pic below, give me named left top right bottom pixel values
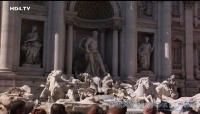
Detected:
left=0, top=1, right=15, bottom=72
left=65, top=12, right=77, bottom=74
left=112, top=27, right=119, bottom=76
left=184, top=2, right=198, bottom=92
left=124, top=1, right=137, bottom=82
left=52, top=1, right=65, bottom=71
left=161, top=1, right=172, bottom=78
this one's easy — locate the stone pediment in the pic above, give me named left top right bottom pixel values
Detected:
left=172, top=37, right=184, bottom=43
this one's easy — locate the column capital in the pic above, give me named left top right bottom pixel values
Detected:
left=111, top=17, right=125, bottom=30
left=65, top=11, right=77, bottom=25
left=184, top=1, right=195, bottom=9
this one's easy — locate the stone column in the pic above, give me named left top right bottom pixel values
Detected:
left=185, top=2, right=195, bottom=80
left=52, top=1, right=65, bottom=71
left=66, top=23, right=73, bottom=74
left=46, top=1, right=53, bottom=73
left=124, top=1, right=137, bottom=82
left=0, top=1, right=15, bottom=72
left=161, top=1, right=172, bottom=78
left=184, top=2, right=198, bottom=95
left=99, top=29, right=105, bottom=60
left=65, top=11, right=77, bottom=74
left=112, top=27, right=119, bottom=76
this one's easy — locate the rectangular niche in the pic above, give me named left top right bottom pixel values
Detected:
left=19, top=19, right=44, bottom=68
left=137, top=32, right=155, bottom=72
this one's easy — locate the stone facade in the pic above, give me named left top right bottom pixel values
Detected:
left=0, top=1, right=200, bottom=99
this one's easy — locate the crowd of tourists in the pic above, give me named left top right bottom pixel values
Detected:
left=5, top=100, right=200, bottom=114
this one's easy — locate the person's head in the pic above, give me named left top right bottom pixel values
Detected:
left=31, top=108, right=47, bottom=114
left=188, top=110, right=198, bottom=114
left=107, top=106, right=127, bottom=114
left=92, top=31, right=98, bottom=39
left=8, top=100, right=26, bottom=114
left=51, top=103, right=67, bottom=114
left=143, top=103, right=157, bottom=114
left=158, top=101, right=171, bottom=114
left=87, top=104, right=105, bottom=114
left=145, top=37, right=149, bottom=43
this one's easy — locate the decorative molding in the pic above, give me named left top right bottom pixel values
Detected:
left=111, top=17, right=125, bottom=30
left=64, top=11, right=77, bottom=25
left=137, top=21, right=157, bottom=29
left=184, top=1, right=195, bottom=9
left=19, top=8, right=48, bottom=17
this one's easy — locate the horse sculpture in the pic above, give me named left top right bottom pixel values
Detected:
left=130, top=77, right=154, bottom=103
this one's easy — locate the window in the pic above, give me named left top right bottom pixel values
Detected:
left=172, top=41, right=182, bottom=70
left=172, top=1, right=180, bottom=14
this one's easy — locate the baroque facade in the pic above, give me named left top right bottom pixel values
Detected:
left=0, top=1, right=199, bottom=99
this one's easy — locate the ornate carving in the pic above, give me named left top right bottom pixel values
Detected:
left=111, top=17, right=124, bottom=30
left=184, top=1, right=195, bottom=9
left=137, top=21, right=157, bottom=29
left=138, top=1, right=154, bottom=19
left=74, top=1, right=114, bottom=20
left=19, top=8, right=48, bottom=16
left=65, top=11, right=77, bottom=25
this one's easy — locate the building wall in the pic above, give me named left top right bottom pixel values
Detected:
left=0, top=1, right=199, bottom=98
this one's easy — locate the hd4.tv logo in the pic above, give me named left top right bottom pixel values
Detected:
left=10, top=6, right=30, bottom=11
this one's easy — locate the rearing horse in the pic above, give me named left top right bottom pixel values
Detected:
left=130, top=77, right=154, bottom=103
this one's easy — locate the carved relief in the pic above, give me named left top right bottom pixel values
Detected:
left=138, top=1, right=154, bottom=19
left=65, top=11, right=78, bottom=25
left=137, top=22, right=157, bottom=29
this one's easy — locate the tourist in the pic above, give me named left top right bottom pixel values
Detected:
left=8, top=100, right=26, bottom=114
left=31, top=108, right=47, bottom=114
left=50, top=103, right=67, bottom=114
left=106, top=106, right=127, bottom=114
left=188, top=110, right=198, bottom=114
left=87, top=104, right=105, bottom=114
left=143, top=103, right=157, bottom=114
left=157, top=101, right=171, bottom=114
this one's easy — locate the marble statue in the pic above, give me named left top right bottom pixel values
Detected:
left=21, top=26, right=42, bottom=67
left=138, top=36, right=155, bottom=70
left=77, top=31, right=108, bottom=77
left=167, top=75, right=179, bottom=99
left=40, top=70, right=65, bottom=102
left=131, top=77, right=154, bottom=103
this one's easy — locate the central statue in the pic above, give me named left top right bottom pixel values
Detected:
left=75, top=31, right=108, bottom=77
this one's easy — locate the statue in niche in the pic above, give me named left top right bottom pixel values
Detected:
left=74, top=31, right=108, bottom=77
left=138, top=36, right=155, bottom=71
left=21, top=26, right=42, bottom=67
